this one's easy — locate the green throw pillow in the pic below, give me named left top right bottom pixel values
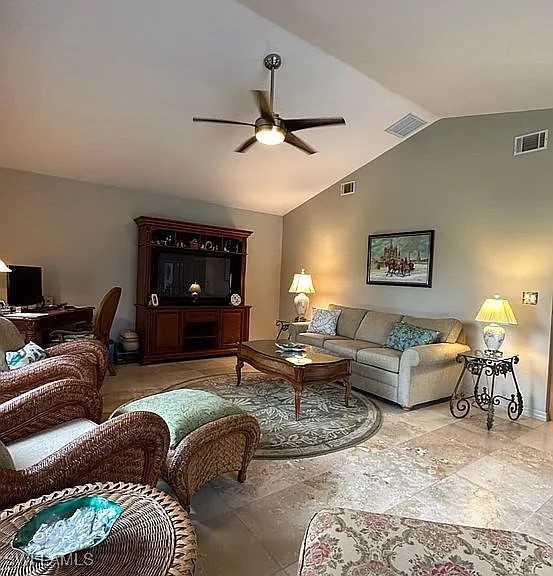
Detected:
left=385, top=321, right=440, bottom=352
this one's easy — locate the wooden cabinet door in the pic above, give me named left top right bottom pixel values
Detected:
left=152, top=310, right=182, bottom=353
left=220, top=309, right=243, bottom=348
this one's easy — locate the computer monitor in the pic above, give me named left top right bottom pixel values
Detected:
left=7, top=265, right=43, bottom=307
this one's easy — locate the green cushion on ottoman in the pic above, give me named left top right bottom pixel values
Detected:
left=112, top=389, right=245, bottom=449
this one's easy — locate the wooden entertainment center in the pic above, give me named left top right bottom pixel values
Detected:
left=135, top=216, right=252, bottom=364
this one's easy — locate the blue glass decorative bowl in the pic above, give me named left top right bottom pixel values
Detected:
left=12, top=495, right=122, bottom=561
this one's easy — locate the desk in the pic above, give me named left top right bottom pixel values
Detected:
left=0, top=481, right=197, bottom=575
left=4, top=307, right=94, bottom=346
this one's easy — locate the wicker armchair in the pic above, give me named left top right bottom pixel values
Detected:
left=0, top=315, right=105, bottom=396
left=50, top=287, right=121, bottom=376
left=0, top=355, right=96, bottom=404
left=0, top=379, right=170, bottom=509
left=46, top=338, right=109, bottom=385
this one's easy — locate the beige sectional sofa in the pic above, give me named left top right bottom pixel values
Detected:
left=288, top=304, right=470, bottom=409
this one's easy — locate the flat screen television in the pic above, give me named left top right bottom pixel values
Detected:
left=7, top=265, right=43, bottom=307
left=154, top=252, right=232, bottom=302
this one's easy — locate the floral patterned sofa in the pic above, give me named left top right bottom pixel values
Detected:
left=289, top=304, right=470, bottom=409
left=298, top=508, right=553, bottom=575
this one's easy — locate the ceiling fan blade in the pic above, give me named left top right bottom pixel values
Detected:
left=252, top=90, right=274, bottom=120
left=284, top=132, right=317, bottom=155
left=282, top=117, right=346, bottom=133
left=234, top=136, right=257, bottom=153
left=193, top=117, right=254, bottom=127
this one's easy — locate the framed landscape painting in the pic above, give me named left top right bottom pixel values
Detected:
left=366, top=229, right=435, bottom=287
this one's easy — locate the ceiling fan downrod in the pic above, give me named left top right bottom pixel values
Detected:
left=263, top=53, right=281, bottom=112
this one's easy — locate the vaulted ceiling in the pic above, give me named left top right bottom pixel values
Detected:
left=1, top=1, right=550, bottom=215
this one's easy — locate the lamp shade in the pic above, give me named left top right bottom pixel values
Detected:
left=0, top=259, right=11, bottom=273
left=188, top=282, right=201, bottom=295
left=475, top=295, right=517, bottom=325
left=288, top=269, right=315, bottom=294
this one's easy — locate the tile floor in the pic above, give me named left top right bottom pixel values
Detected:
left=103, top=357, right=553, bottom=576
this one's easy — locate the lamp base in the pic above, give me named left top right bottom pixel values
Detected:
left=293, top=293, right=310, bottom=321
left=482, top=323, right=506, bottom=352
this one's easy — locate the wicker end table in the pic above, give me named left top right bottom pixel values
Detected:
left=0, top=482, right=196, bottom=575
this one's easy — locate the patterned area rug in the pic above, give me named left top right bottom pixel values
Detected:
left=166, top=373, right=382, bottom=459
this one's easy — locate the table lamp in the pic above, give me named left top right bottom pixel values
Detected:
left=188, top=282, right=201, bottom=303
left=475, top=294, right=517, bottom=355
left=288, top=269, right=315, bottom=322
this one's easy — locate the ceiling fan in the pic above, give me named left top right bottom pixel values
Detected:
left=193, top=53, right=346, bottom=155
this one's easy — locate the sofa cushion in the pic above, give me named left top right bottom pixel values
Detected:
left=7, top=418, right=96, bottom=470
left=385, top=321, right=440, bottom=352
left=328, top=304, right=368, bottom=339
left=307, top=308, right=342, bottom=336
left=352, top=362, right=399, bottom=388
left=354, top=310, right=402, bottom=345
left=356, top=348, right=401, bottom=373
left=297, top=332, right=347, bottom=347
left=401, top=315, right=463, bottom=344
left=324, top=339, right=380, bottom=360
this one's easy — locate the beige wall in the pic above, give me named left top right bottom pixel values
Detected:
left=0, top=168, right=282, bottom=341
left=281, top=109, right=553, bottom=419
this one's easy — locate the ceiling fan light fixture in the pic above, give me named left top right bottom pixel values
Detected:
left=255, top=125, right=285, bottom=146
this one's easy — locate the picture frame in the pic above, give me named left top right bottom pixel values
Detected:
left=366, top=229, right=435, bottom=288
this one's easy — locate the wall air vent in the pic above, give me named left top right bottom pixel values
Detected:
left=386, top=113, right=427, bottom=138
left=340, top=181, right=356, bottom=196
left=514, top=130, right=548, bottom=156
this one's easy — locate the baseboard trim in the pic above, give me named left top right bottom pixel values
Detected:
left=524, top=407, right=548, bottom=421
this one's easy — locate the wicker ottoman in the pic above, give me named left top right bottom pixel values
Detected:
left=112, top=389, right=260, bottom=508
left=298, top=508, right=553, bottom=575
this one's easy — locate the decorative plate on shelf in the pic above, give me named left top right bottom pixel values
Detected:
left=230, top=293, right=242, bottom=306
left=12, top=496, right=122, bottom=561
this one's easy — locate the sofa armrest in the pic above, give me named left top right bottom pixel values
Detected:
left=288, top=322, right=310, bottom=341
left=401, top=342, right=471, bottom=367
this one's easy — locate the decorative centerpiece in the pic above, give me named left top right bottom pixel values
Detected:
left=12, top=496, right=122, bottom=561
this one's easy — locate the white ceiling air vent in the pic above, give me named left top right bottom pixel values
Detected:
left=386, top=113, right=427, bottom=138
left=340, top=181, right=356, bottom=196
left=514, top=130, right=548, bottom=156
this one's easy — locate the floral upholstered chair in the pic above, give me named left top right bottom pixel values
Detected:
left=0, top=379, right=170, bottom=509
left=297, top=508, right=553, bottom=575
left=0, top=316, right=107, bottom=401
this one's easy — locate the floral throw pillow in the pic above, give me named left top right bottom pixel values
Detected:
left=385, top=321, right=440, bottom=352
left=307, top=308, right=342, bottom=336
left=5, top=341, right=47, bottom=370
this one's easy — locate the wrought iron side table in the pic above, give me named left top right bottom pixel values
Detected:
left=449, top=350, right=522, bottom=430
left=276, top=319, right=291, bottom=340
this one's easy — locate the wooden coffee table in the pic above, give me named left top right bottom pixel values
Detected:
left=236, top=340, right=351, bottom=420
